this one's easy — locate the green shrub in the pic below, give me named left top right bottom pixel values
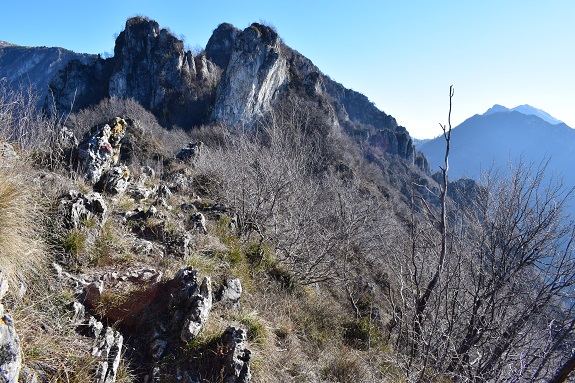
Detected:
left=343, top=317, right=383, bottom=350
left=237, top=311, right=267, bottom=345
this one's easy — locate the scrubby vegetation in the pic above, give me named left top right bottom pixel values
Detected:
left=1, top=84, right=574, bottom=383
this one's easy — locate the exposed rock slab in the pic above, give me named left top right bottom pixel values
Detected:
left=213, top=23, right=288, bottom=126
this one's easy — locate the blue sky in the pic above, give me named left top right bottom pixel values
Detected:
left=1, top=0, right=573, bottom=138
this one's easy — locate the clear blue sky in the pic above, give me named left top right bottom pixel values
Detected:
left=1, top=0, right=573, bottom=138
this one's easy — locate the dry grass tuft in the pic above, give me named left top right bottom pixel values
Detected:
left=0, top=165, right=45, bottom=289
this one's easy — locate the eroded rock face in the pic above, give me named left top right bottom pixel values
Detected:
left=49, top=17, right=220, bottom=128
left=213, top=23, right=288, bottom=126
left=222, top=327, right=251, bottom=383
left=169, top=268, right=212, bottom=342
left=78, top=117, right=127, bottom=184
left=60, top=190, right=107, bottom=228
left=109, top=17, right=196, bottom=111
left=95, top=165, right=130, bottom=195
left=205, top=23, right=240, bottom=69
left=88, top=318, right=123, bottom=383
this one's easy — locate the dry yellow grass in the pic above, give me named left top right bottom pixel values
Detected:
left=0, top=164, right=45, bottom=289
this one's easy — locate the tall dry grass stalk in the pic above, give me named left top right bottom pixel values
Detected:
left=0, top=164, right=45, bottom=290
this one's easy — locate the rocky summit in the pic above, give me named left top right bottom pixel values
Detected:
left=41, top=16, right=427, bottom=173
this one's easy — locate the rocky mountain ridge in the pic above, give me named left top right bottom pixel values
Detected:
left=0, top=44, right=95, bottom=107
left=2, top=17, right=575, bottom=383
left=483, top=103, right=564, bottom=125
left=1, top=16, right=428, bottom=173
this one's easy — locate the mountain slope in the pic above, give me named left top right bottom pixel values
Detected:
left=418, top=108, right=575, bottom=188
left=0, top=43, right=95, bottom=106
left=43, top=17, right=428, bottom=172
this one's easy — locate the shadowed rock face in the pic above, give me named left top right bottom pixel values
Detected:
left=109, top=17, right=196, bottom=110
left=48, top=17, right=220, bottom=128
left=205, top=23, right=239, bottom=69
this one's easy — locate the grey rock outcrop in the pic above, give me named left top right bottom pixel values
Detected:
left=60, top=190, right=107, bottom=228
left=217, top=277, right=242, bottom=309
left=176, top=142, right=203, bottom=162
left=169, top=268, right=212, bottom=342
left=109, top=17, right=196, bottom=110
left=49, top=17, right=220, bottom=128
left=95, top=165, right=130, bottom=195
left=90, top=319, right=123, bottom=383
left=206, top=23, right=240, bottom=69
left=78, top=117, right=127, bottom=184
left=213, top=23, right=288, bottom=126
left=222, top=327, right=251, bottom=383
left=190, top=212, right=208, bottom=235
left=0, top=276, right=21, bottom=383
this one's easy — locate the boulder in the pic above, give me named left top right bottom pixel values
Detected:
left=77, top=117, right=127, bottom=184
left=222, top=327, right=251, bottom=383
left=176, top=142, right=203, bottom=162
left=95, top=165, right=130, bottom=194
left=169, top=268, right=212, bottom=342
left=190, top=212, right=207, bottom=234
left=217, top=278, right=242, bottom=309
left=60, top=190, right=107, bottom=228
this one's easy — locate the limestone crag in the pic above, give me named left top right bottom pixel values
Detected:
left=213, top=23, right=288, bottom=126
left=205, top=23, right=239, bottom=69
left=45, top=16, right=428, bottom=172
left=60, top=190, right=107, bottom=228
left=169, top=268, right=213, bottom=342
left=48, top=17, right=220, bottom=128
left=222, top=327, right=251, bottom=383
left=109, top=17, right=196, bottom=110
left=77, top=117, right=127, bottom=184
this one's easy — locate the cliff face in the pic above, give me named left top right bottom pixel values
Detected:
left=44, top=17, right=427, bottom=171
left=206, top=23, right=426, bottom=170
left=48, top=17, right=220, bottom=128
left=213, top=23, right=288, bottom=126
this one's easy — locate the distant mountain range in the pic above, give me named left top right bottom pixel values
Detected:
left=418, top=105, right=575, bottom=197
left=484, top=104, right=564, bottom=125
left=0, top=41, right=95, bottom=107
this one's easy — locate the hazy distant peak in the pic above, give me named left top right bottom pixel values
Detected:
left=483, top=104, right=510, bottom=115
left=511, top=104, right=563, bottom=125
left=483, top=103, right=563, bottom=125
